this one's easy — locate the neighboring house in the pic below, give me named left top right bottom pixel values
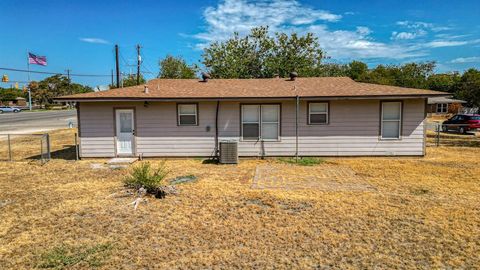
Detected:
left=427, top=96, right=467, bottom=115
left=56, top=76, right=447, bottom=158
left=0, top=97, right=27, bottom=107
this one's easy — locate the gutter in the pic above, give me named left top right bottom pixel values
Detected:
left=54, top=93, right=451, bottom=103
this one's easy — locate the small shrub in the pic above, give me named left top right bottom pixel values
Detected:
left=37, top=243, right=112, bottom=269
left=278, top=157, right=325, bottom=166
left=124, top=162, right=169, bottom=193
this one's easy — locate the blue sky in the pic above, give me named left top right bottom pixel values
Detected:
left=1, top=0, right=479, bottom=88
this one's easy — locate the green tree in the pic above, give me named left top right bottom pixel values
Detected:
left=397, top=62, right=435, bottom=88
left=202, top=26, right=324, bottom=78
left=122, top=74, right=146, bottom=87
left=348, top=61, right=368, bottom=81
left=358, top=62, right=435, bottom=89
left=28, top=75, right=93, bottom=105
left=427, top=73, right=461, bottom=93
left=0, top=88, right=26, bottom=102
left=315, top=63, right=349, bottom=77
left=454, top=68, right=480, bottom=107
left=158, top=55, right=197, bottom=79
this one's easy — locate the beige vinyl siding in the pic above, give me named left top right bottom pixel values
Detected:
left=78, top=98, right=426, bottom=157
left=78, top=103, right=115, bottom=157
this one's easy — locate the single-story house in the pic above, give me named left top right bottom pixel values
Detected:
left=427, top=96, right=467, bottom=115
left=56, top=76, right=447, bottom=158
left=0, top=97, right=27, bottom=107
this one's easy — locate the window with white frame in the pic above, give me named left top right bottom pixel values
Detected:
left=436, top=103, right=448, bottom=113
left=308, top=102, right=328, bottom=124
left=381, top=101, right=402, bottom=139
left=177, top=104, right=198, bottom=125
left=241, top=104, right=280, bottom=141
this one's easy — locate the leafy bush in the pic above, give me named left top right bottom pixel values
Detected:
left=124, top=162, right=169, bottom=192
left=278, top=157, right=325, bottom=166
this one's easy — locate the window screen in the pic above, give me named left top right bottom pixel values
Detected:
left=309, top=102, right=328, bottom=124
left=178, top=104, right=198, bottom=125
left=241, top=104, right=280, bottom=140
left=381, top=102, right=402, bottom=139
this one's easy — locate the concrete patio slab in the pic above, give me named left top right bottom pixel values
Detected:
left=107, top=157, right=138, bottom=165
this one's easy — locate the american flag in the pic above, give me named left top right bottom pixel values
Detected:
left=28, top=53, right=47, bottom=66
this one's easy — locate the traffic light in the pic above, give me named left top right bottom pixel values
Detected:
left=1, top=74, right=8, bottom=82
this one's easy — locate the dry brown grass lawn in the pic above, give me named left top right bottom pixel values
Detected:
left=0, top=129, right=479, bottom=269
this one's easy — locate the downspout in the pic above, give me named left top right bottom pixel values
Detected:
left=214, top=100, right=220, bottom=160
left=295, top=95, right=299, bottom=162
left=294, top=84, right=299, bottom=162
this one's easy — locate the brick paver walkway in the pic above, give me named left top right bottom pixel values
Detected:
left=251, top=164, right=376, bottom=191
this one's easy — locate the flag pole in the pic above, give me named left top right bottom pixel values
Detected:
left=27, top=52, right=32, bottom=111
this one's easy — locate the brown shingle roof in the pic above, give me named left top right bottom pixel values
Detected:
left=56, top=77, right=448, bottom=101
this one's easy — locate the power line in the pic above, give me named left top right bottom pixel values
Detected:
left=0, top=67, right=111, bottom=77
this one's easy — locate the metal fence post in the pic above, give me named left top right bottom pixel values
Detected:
left=40, top=135, right=44, bottom=163
left=436, top=123, right=440, bottom=147
left=75, top=132, right=79, bottom=161
left=46, top=134, right=51, bottom=160
left=7, top=134, right=12, bottom=161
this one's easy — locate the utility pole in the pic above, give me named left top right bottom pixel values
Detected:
left=136, top=44, right=141, bottom=85
left=66, top=69, right=71, bottom=81
left=115, top=44, right=120, bottom=88
left=111, top=69, right=114, bottom=87
left=65, top=69, right=71, bottom=94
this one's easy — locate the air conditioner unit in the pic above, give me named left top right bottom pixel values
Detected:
left=219, top=141, right=238, bottom=164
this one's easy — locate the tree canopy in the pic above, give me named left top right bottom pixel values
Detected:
left=28, top=75, right=93, bottom=105
left=202, top=26, right=324, bottom=78
left=158, top=55, right=197, bottom=79
left=121, top=74, right=146, bottom=88
left=0, top=87, right=26, bottom=102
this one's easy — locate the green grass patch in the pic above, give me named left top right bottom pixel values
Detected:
left=278, top=157, right=325, bottom=166
left=37, top=243, right=112, bottom=269
left=170, top=174, right=197, bottom=185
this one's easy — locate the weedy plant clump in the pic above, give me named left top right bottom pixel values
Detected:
left=124, top=162, right=171, bottom=198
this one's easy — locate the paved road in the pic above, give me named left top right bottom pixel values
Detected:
left=0, top=110, right=77, bottom=134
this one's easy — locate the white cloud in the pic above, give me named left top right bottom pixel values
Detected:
left=356, top=26, right=371, bottom=36
left=391, top=29, right=427, bottom=40
left=449, top=56, right=480, bottom=63
left=391, top=21, right=451, bottom=41
left=305, top=25, right=425, bottom=59
left=195, top=0, right=340, bottom=44
left=426, top=40, right=469, bottom=48
left=79, top=38, right=109, bottom=44
left=194, top=0, right=421, bottom=59
left=193, top=0, right=478, bottom=61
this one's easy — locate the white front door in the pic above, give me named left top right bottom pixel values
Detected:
left=116, top=109, right=134, bottom=155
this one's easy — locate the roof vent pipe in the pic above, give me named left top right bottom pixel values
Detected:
left=201, top=72, right=211, bottom=82
left=289, top=72, right=298, bottom=81
left=144, top=85, right=149, bottom=94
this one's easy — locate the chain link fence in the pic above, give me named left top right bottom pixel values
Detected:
left=426, top=122, right=480, bottom=147
left=0, top=130, right=80, bottom=163
left=0, top=134, right=51, bottom=163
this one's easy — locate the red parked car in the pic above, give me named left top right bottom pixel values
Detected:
left=442, top=114, right=480, bottom=134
